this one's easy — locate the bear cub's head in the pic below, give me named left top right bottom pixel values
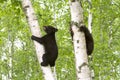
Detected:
left=43, top=26, right=58, bottom=34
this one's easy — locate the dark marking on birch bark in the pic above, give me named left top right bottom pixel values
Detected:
left=70, top=23, right=74, bottom=40
left=71, top=0, right=75, bottom=2
left=78, top=62, right=88, bottom=73
left=32, top=13, right=35, bottom=16
left=77, top=40, right=79, bottom=43
left=71, top=21, right=84, bottom=28
left=23, top=5, right=30, bottom=14
left=24, top=5, right=30, bottom=8
left=78, top=70, right=81, bottom=73
left=32, top=25, right=36, bottom=27
left=33, top=18, right=38, bottom=21
left=72, top=21, right=79, bottom=27
left=71, top=0, right=79, bottom=2
left=26, top=15, right=28, bottom=19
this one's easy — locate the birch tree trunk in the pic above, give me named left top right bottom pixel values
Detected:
left=69, top=0, right=92, bottom=80
left=22, top=0, right=55, bottom=80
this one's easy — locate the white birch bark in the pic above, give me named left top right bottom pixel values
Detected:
left=88, top=0, right=92, bottom=33
left=70, top=0, right=92, bottom=80
left=22, top=0, right=55, bottom=80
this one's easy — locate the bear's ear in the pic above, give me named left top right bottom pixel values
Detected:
left=43, top=26, right=47, bottom=31
left=43, top=26, right=50, bottom=33
left=54, top=28, right=58, bottom=32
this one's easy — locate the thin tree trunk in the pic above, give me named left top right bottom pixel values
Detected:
left=8, top=30, right=13, bottom=80
left=69, top=0, right=92, bottom=80
left=87, top=0, right=92, bottom=33
left=21, top=0, right=55, bottom=80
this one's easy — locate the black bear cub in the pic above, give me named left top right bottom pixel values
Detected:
left=80, top=26, right=94, bottom=55
left=70, top=25, right=94, bottom=55
left=31, top=26, right=58, bottom=67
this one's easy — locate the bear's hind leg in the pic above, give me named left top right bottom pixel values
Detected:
left=41, top=54, right=49, bottom=66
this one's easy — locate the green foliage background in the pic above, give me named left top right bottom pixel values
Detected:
left=0, top=0, right=120, bottom=80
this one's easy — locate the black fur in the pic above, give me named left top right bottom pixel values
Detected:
left=70, top=25, right=94, bottom=55
left=31, top=26, right=58, bottom=67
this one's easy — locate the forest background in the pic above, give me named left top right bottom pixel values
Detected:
left=0, top=0, right=120, bottom=80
